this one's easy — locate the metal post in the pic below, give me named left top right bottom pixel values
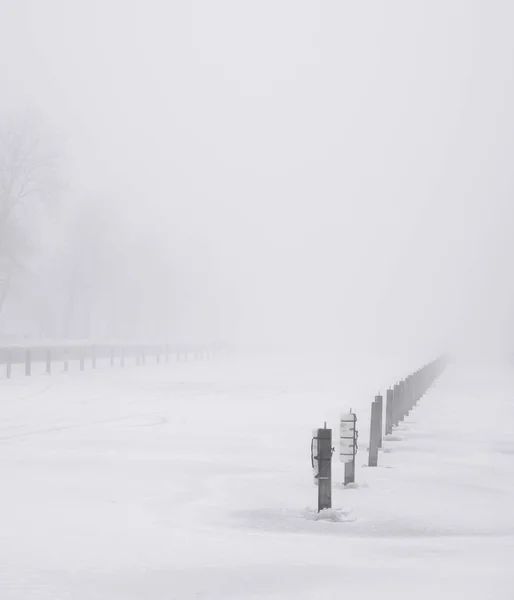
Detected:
left=385, top=388, right=394, bottom=435
left=411, top=375, right=418, bottom=406
left=316, top=426, right=332, bottom=512
left=341, top=412, right=357, bottom=485
left=376, top=394, right=383, bottom=448
left=368, top=397, right=381, bottom=467
left=392, top=383, right=400, bottom=427
left=397, top=380, right=406, bottom=423
left=406, top=375, right=413, bottom=414
left=344, top=461, right=355, bottom=485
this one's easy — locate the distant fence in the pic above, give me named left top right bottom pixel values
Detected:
left=0, top=342, right=226, bottom=378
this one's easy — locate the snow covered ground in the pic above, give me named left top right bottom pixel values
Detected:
left=0, top=353, right=513, bottom=599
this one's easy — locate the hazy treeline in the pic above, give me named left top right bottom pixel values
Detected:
left=0, top=113, right=190, bottom=343
left=2, top=2, right=514, bottom=358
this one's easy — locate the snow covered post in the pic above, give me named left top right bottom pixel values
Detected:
left=25, top=348, right=31, bottom=376
left=340, top=412, right=358, bottom=485
left=385, top=388, right=394, bottom=435
left=46, top=349, right=51, bottom=375
left=312, top=425, right=332, bottom=511
left=368, top=397, right=381, bottom=467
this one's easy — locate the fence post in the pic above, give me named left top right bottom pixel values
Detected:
left=376, top=394, right=383, bottom=448
left=385, top=388, right=394, bottom=435
left=392, top=383, right=399, bottom=427
left=368, top=397, right=381, bottom=467
left=345, top=459, right=355, bottom=485
left=316, top=426, right=332, bottom=512
left=25, top=348, right=31, bottom=377
left=411, top=374, right=418, bottom=407
left=405, top=375, right=413, bottom=415
left=46, top=349, right=51, bottom=375
left=397, top=380, right=405, bottom=423
left=340, top=412, right=358, bottom=485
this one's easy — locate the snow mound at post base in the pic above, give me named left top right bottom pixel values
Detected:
left=304, top=507, right=354, bottom=523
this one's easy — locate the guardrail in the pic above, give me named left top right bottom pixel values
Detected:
left=0, top=342, right=225, bottom=378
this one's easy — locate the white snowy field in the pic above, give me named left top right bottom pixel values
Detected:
left=0, top=354, right=513, bottom=599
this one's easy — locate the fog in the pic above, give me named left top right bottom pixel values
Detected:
left=1, top=0, right=514, bottom=359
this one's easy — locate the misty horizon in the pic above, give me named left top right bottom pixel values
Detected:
left=1, top=2, right=513, bottom=355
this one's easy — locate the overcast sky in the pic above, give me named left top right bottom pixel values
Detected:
left=1, top=0, right=513, bottom=357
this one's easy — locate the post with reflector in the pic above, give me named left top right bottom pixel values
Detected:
left=340, top=412, right=358, bottom=485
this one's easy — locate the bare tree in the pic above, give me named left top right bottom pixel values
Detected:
left=0, top=113, right=62, bottom=314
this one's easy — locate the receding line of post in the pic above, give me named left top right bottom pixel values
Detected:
left=0, top=343, right=224, bottom=378
left=366, top=355, right=448, bottom=468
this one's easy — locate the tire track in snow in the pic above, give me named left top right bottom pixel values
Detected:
left=0, top=413, right=167, bottom=442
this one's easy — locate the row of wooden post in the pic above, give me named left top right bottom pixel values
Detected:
left=368, top=355, right=448, bottom=467
left=2, top=344, right=223, bottom=379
